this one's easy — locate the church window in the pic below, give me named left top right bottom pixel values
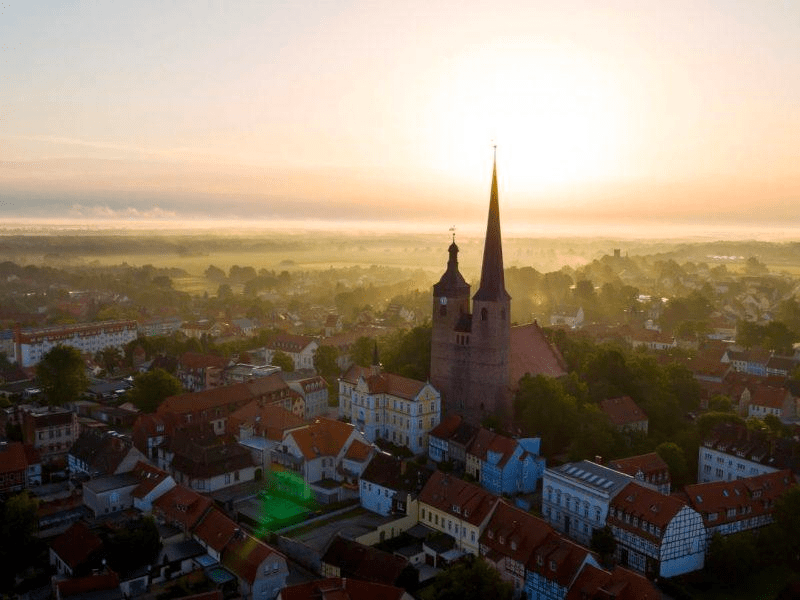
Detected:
left=481, top=308, right=488, bottom=321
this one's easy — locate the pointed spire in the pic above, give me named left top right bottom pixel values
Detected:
left=372, top=341, right=380, bottom=367
left=474, top=147, right=510, bottom=302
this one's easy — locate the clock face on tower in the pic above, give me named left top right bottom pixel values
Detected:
left=439, top=297, right=447, bottom=305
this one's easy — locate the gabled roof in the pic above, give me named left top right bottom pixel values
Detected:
left=750, top=385, right=790, bottom=409
left=279, top=577, right=408, bottom=600
left=344, top=439, right=373, bottom=462
left=158, top=383, right=254, bottom=415
left=565, top=564, right=659, bottom=600
left=361, top=452, right=432, bottom=495
left=222, top=534, right=284, bottom=584
left=341, top=365, right=429, bottom=401
left=599, top=396, right=648, bottom=426
left=178, top=352, right=231, bottom=371
left=152, top=484, right=212, bottom=530
left=194, top=508, right=239, bottom=553
left=56, top=571, right=120, bottom=599
left=288, top=418, right=355, bottom=460
left=130, top=461, right=171, bottom=499
left=321, top=536, right=408, bottom=585
left=527, top=532, right=591, bottom=588
left=0, top=441, right=28, bottom=474
left=683, top=469, right=794, bottom=527
left=429, top=413, right=463, bottom=441
left=50, top=521, right=104, bottom=570
left=481, top=500, right=552, bottom=566
left=68, top=431, right=136, bottom=476
left=509, top=322, right=568, bottom=384
left=607, top=453, right=669, bottom=480
left=608, top=482, right=687, bottom=541
left=419, top=470, right=498, bottom=527
left=169, top=433, right=255, bottom=480
left=267, top=333, right=317, bottom=353
left=228, top=401, right=304, bottom=441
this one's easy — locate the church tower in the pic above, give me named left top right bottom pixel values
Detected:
left=430, top=152, right=511, bottom=415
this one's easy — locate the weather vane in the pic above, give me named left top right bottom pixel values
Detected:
left=449, top=225, right=456, bottom=243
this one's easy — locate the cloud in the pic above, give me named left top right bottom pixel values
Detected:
left=67, top=204, right=178, bottom=219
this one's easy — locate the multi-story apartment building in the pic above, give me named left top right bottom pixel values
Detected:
left=608, top=452, right=672, bottom=495
left=697, top=423, right=796, bottom=483
left=265, top=333, right=319, bottom=371
left=339, top=364, right=440, bottom=455
left=417, top=470, right=499, bottom=556
left=684, top=469, right=794, bottom=542
left=22, top=406, right=79, bottom=465
left=14, top=320, right=138, bottom=367
left=285, top=374, right=329, bottom=420
left=608, top=482, right=706, bottom=578
left=542, top=460, right=632, bottom=547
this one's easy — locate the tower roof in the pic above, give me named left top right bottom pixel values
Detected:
left=433, top=234, right=470, bottom=298
left=473, top=151, right=510, bottom=302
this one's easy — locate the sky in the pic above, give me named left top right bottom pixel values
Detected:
left=1, top=1, right=799, bottom=237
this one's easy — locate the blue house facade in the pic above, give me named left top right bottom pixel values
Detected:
left=469, top=432, right=545, bottom=496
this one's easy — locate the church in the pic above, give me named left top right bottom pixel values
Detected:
left=430, top=154, right=567, bottom=417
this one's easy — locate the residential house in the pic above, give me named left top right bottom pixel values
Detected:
left=321, top=535, right=411, bottom=587
left=564, top=564, right=660, bottom=600
left=193, top=507, right=238, bottom=561
left=626, top=329, right=676, bottom=351
left=766, top=355, right=799, bottom=378
left=466, top=428, right=546, bottom=496
left=0, top=441, right=39, bottom=493
left=607, top=482, right=706, bottom=578
left=608, top=453, right=671, bottom=495
left=747, top=385, right=796, bottom=420
left=549, top=306, right=585, bottom=329
left=22, top=406, right=79, bottom=465
left=278, top=578, right=413, bottom=600
left=130, top=461, right=176, bottom=512
left=159, top=424, right=257, bottom=492
left=176, top=352, right=232, bottom=392
left=231, top=318, right=259, bottom=338
left=82, top=472, right=140, bottom=517
left=683, top=469, right=794, bottom=542
left=222, top=533, right=289, bottom=600
left=67, top=430, right=147, bottom=478
left=285, top=374, right=329, bottom=420
left=417, top=470, right=500, bottom=556
left=697, top=423, right=798, bottom=483
left=323, top=314, right=343, bottom=337
left=265, top=333, right=319, bottom=371
left=339, top=363, right=441, bottom=455
left=152, top=484, right=213, bottom=533
left=49, top=521, right=104, bottom=577
left=223, top=363, right=281, bottom=386
left=359, top=451, right=432, bottom=517
left=54, top=570, right=122, bottom=600
left=524, top=533, right=597, bottom=600
left=427, top=413, right=479, bottom=470
left=271, top=418, right=373, bottom=504
left=599, top=396, right=648, bottom=435
left=542, top=461, right=633, bottom=547
left=132, top=412, right=178, bottom=461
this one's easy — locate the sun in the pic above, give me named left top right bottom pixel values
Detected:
left=424, top=40, right=628, bottom=201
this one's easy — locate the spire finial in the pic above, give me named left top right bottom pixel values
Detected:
left=449, top=225, right=456, bottom=243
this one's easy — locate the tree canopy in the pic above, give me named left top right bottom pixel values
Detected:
left=127, top=368, right=183, bottom=413
left=420, top=556, right=513, bottom=600
left=271, top=350, right=294, bottom=372
left=313, top=345, right=339, bottom=379
left=36, top=345, right=89, bottom=405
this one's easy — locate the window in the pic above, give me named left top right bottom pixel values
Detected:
left=225, top=473, right=231, bottom=484
left=481, top=308, right=488, bottom=321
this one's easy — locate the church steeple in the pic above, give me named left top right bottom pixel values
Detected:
left=473, top=149, right=510, bottom=302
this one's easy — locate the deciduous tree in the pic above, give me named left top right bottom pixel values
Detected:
left=127, top=368, right=183, bottom=413
left=36, top=345, right=89, bottom=406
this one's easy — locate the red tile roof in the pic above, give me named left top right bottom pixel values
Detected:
left=419, top=470, right=498, bottom=527
left=0, top=441, right=29, bottom=475
left=750, top=385, right=790, bottom=409
left=683, top=469, right=794, bottom=527
left=599, top=396, right=648, bottom=427
left=608, top=453, right=669, bottom=480
left=179, top=352, right=231, bottom=370
left=321, top=536, right=408, bottom=586
left=341, top=365, right=428, bottom=400
left=509, top=322, right=568, bottom=385
left=222, top=534, right=283, bottom=584
left=565, top=564, right=659, bottom=600
left=289, top=419, right=355, bottom=460
left=481, top=501, right=552, bottom=566
left=228, top=402, right=304, bottom=440
left=130, top=461, right=171, bottom=499
left=50, top=521, right=103, bottom=570
left=55, top=571, right=120, bottom=598
left=152, top=484, right=212, bottom=531
left=528, top=532, right=591, bottom=588
left=344, top=439, right=373, bottom=462
left=429, top=413, right=463, bottom=441
left=608, top=483, right=686, bottom=542
left=267, top=333, right=317, bottom=353
left=194, top=508, right=239, bottom=553
left=279, top=577, right=407, bottom=600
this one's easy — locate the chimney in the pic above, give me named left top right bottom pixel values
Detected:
left=594, top=455, right=603, bottom=465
